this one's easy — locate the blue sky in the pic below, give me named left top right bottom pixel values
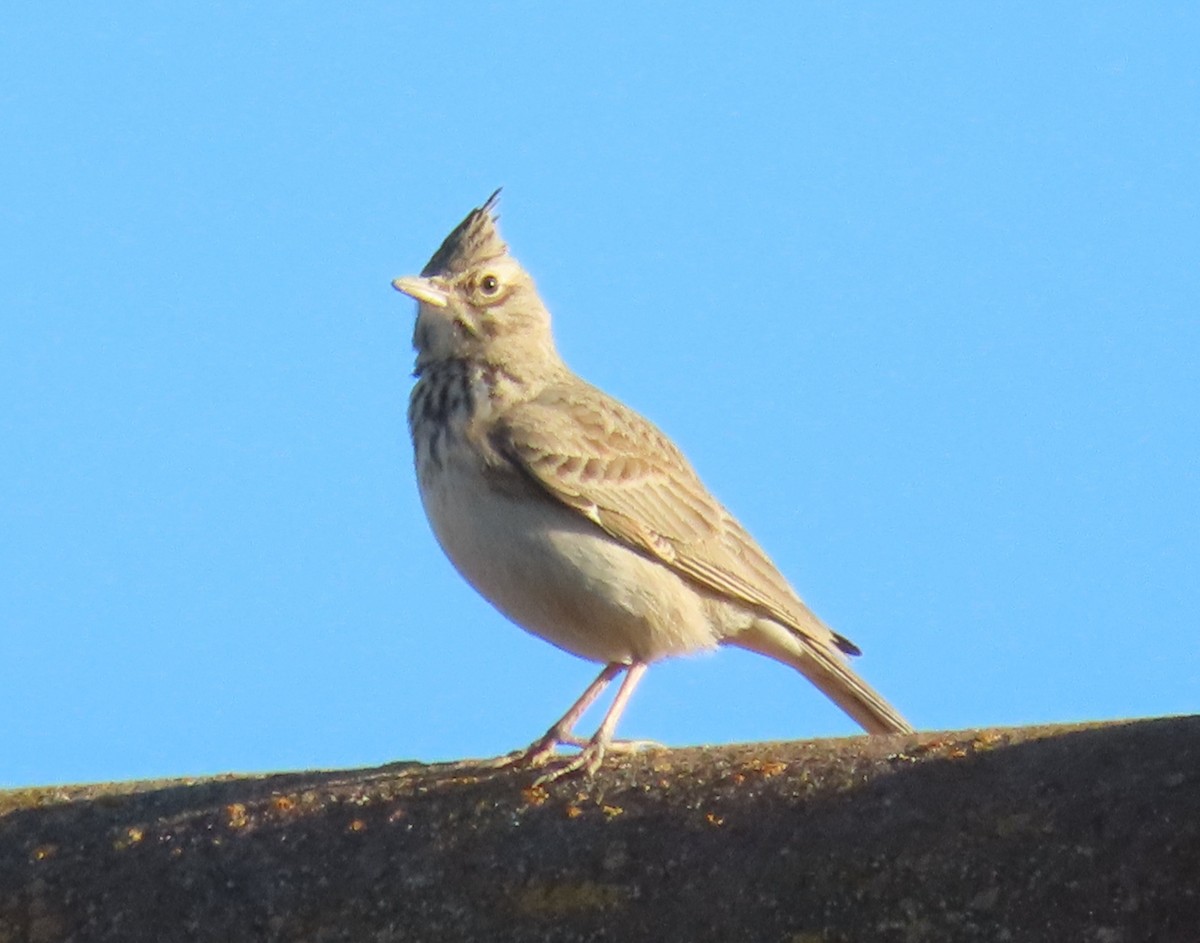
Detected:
left=2, top=4, right=1197, bottom=787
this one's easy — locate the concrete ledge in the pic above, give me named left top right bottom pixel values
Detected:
left=2, top=716, right=1197, bottom=942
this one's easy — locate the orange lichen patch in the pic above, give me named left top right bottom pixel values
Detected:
left=891, top=732, right=1013, bottom=766
left=906, top=737, right=955, bottom=757
left=347, top=818, right=367, bottom=833
left=225, top=803, right=249, bottom=829
left=112, top=826, right=145, bottom=851
left=564, top=805, right=584, bottom=819
left=521, top=785, right=549, bottom=806
left=743, top=758, right=788, bottom=777
left=271, top=795, right=296, bottom=813
left=705, top=812, right=725, bottom=827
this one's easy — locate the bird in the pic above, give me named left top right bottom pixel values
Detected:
left=392, top=191, right=913, bottom=781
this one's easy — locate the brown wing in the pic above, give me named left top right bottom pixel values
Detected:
left=493, top=381, right=851, bottom=653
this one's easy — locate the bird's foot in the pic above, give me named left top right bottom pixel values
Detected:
left=477, top=734, right=663, bottom=783
left=529, top=736, right=665, bottom=786
left=531, top=737, right=609, bottom=785
left=474, top=726, right=588, bottom=772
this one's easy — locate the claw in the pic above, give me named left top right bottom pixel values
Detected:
left=529, top=736, right=664, bottom=784
left=532, top=738, right=607, bottom=785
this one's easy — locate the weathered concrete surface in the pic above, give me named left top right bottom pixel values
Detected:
left=1, top=716, right=1197, bottom=942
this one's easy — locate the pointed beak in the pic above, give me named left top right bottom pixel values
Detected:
left=391, top=275, right=449, bottom=308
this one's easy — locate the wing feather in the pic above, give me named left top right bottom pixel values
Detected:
left=494, top=382, right=840, bottom=649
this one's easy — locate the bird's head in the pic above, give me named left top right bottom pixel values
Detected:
left=392, top=191, right=559, bottom=376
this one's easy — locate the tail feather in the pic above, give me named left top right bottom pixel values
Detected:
left=725, top=618, right=914, bottom=736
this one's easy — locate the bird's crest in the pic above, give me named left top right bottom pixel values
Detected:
left=420, top=189, right=507, bottom=278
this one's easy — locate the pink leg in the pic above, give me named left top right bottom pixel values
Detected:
left=534, top=661, right=649, bottom=783
left=513, top=663, right=625, bottom=768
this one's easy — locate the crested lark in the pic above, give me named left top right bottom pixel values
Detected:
left=393, top=191, right=913, bottom=781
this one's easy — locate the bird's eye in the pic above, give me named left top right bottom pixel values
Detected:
left=479, top=274, right=500, bottom=295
